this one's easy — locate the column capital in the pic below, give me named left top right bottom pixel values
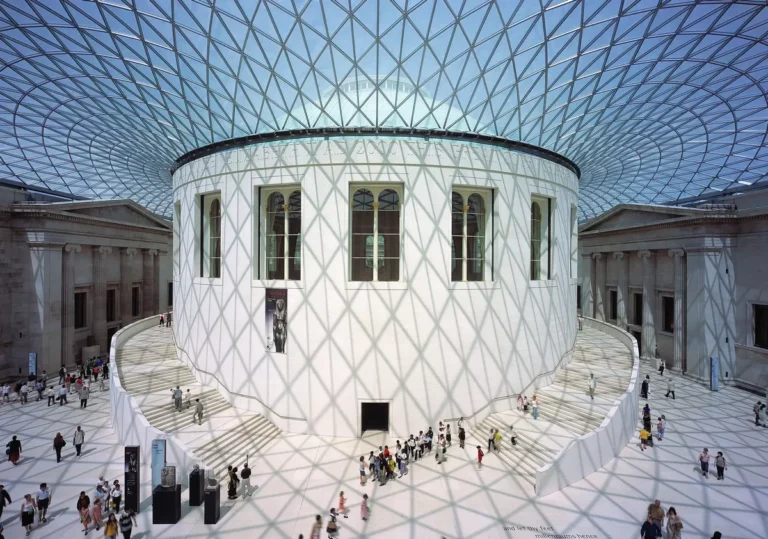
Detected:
left=581, top=252, right=593, bottom=259
left=96, top=246, right=113, bottom=255
left=145, top=249, right=159, bottom=257
left=64, top=243, right=81, bottom=254
left=637, top=250, right=654, bottom=259
left=591, top=252, right=603, bottom=260
left=668, top=248, right=685, bottom=258
left=122, top=247, right=138, bottom=256
left=612, top=251, right=625, bottom=260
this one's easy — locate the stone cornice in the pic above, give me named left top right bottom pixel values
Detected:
left=9, top=208, right=172, bottom=236
left=580, top=211, right=768, bottom=239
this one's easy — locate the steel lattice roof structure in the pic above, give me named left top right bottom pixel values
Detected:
left=1, top=0, right=767, bottom=220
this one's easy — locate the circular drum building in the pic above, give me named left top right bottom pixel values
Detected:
left=172, top=82, right=579, bottom=438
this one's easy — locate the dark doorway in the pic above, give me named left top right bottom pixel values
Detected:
left=361, top=402, right=389, bottom=434
left=107, top=327, right=119, bottom=351
left=632, top=330, right=642, bottom=357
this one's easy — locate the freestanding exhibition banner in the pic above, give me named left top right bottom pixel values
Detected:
left=265, top=288, right=288, bottom=353
left=124, top=446, right=140, bottom=512
left=151, top=439, right=166, bottom=489
left=28, top=353, right=37, bottom=376
left=710, top=356, right=719, bottom=391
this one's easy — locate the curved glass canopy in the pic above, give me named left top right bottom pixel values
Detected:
left=0, top=0, right=766, bottom=219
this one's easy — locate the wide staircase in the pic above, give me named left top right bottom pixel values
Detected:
left=115, top=325, right=281, bottom=481
left=466, top=326, right=633, bottom=490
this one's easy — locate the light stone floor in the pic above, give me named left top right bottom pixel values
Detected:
left=2, top=337, right=768, bottom=538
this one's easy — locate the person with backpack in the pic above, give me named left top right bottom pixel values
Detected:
left=53, top=433, right=66, bottom=463
left=715, top=451, right=728, bottom=480
left=240, top=463, right=253, bottom=498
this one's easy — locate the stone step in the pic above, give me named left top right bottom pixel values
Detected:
left=149, top=400, right=233, bottom=433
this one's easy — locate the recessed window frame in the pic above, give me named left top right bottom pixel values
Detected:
left=609, top=288, right=618, bottom=322
left=661, top=295, right=675, bottom=334
left=349, top=183, right=403, bottom=282
left=131, top=286, right=142, bottom=318
left=106, top=288, right=118, bottom=323
left=198, top=191, right=222, bottom=279
left=259, top=186, right=302, bottom=281
left=754, top=304, right=768, bottom=350
left=74, top=291, right=88, bottom=330
left=451, top=187, right=493, bottom=282
left=530, top=194, right=553, bottom=281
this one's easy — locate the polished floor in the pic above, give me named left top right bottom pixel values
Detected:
left=1, top=339, right=767, bottom=538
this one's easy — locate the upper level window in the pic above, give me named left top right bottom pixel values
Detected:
left=451, top=189, right=491, bottom=282
left=200, top=193, right=222, bottom=278
left=74, top=292, right=87, bottom=329
left=755, top=304, right=768, bottom=349
left=530, top=196, right=552, bottom=280
left=262, top=188, right=302, bottom=280
left=351, top=185, right=401, bottom=281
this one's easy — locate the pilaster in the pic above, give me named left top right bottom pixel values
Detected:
left=669, top=249, right=686, bottom=372
left=638, top=250, right=657, bottom=362
left=592, top=253, right=605, bottom=321
left=121, top=248, right=137, bottom=326
left=143, top=249, right=158, bottom=317
left=580, top=253, right=593, bottom=317
left=93, top=246, right=111, bottom=354
left=61, top=243, right=81, bottom=366
left=613, top=252, right=628, bottom=330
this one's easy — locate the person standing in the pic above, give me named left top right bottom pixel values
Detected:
left=699, top=447, right=710, bottom=478
left=111, top=482, right=122, bottom=513
left=760, top=404, right=767, bottom=428
left=656, top=417, right=665, bottom=441
left=58, top=384, right=68, bottom=406
left=640, top=515, right=661, bottom=539
left=91, top=499, right=103, bottom=531
left=119, top=509, right=137, bottom=539
left=194, top=399, right=204, bottom=424
left=476, top=445, right=484, bottom=469
left=240, top=463, right=252, bottom=498
left=46, top=386, right=55, bottom=406
left=457, top=416, right=464, bottom=431
left=639, top=427, right=651, bottom=452
left=159, top=314, right=165, bottom=327
left=104, top=513, right=119, bottom=538
left=58, top=366, right=66, bottom=386
left=73, top=426, right=85, bottom=457
left=588, top=373, right=597, bottom=400
left=0, top=485, right=11, bottom=520
left=2, top=383, right=9, bottom=403
left=19, top=382, right=28, bottom=404
left=76, top=492, right=91, bottom=534
left=641, top=376, right=650, bottom=399
left=715, top=451, right=728, bottom=480
left=487, top=428, right=495, bottom=452
left=79, top=385, right=90, bottom=409
left=185, top=389, right=192, bottom=409
left=6, top=436, right=21, bottom=465
left=754, top=401, right=762, bottom=425
left=20, top=493, right=36, bottom=536
left=445, top=423, right=452, bottom=446
left=458, top=427, right=465, bottom=449
left=173, top=386, right=182, bottom=411
left=665, top=507, right=682, bottom=539
left=360, top=494, right=369, bottom=521
left=493, top=429, right=502, bottom=454
left=665, top=379, right=675, bottom=400
left=35, top=483, right=51, bottom=523
left=532, top=395, right=539, bottom=420
left=227, top=467, right=238, bottom=500
left=359, top=456, right=366, bottom=486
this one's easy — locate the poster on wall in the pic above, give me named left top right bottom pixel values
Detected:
left=28, top=353, right=37, bottom=376
left=124, top=446, right=140, bottom=512
left=265, top=288, right=288, bottom=354
left=150, top=439, right=166, bottom=489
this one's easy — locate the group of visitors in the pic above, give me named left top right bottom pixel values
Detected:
left=76, top=476, right=135, bottom=537
left=8, top=427, right=88, bottom=466
left=226, top=463, right=254, bottom=500
left=516, top=394, right=539, bottom=419
left=169, top=386, right=204, bottom=424
left=638, top=403, right=667, bottom=452
left=641, top=500, right=683, bottom=538
left=753, top=400, right=768, bottom=427
left=158, top=312, right=173, bottom=327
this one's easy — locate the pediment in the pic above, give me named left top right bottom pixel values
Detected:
left=62, top=202, right=169, bottom=229
left=581, top=205, right=699, bottom=233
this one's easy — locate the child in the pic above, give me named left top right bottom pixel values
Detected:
left=359, top=456, right=367, bottom=486
left=338, top=491, right=347, bottom=518
left=92, top=498, right=103, bottom=531
left=361, top=494, right=369, bottom=521
left=656, top=417, right=664, bottom=441
left=388, top=456, right=396, bottom=480
left=185, top=389, right=192, bottom=408
left=459, top=427, right=466, bottom=449
left=639, top=428, right=650, bottom=451
left=477, top=445, right=484, bottom=469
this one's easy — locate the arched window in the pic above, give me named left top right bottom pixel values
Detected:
left=451, top=189, right=490, bottom=281
left=350, top=186, right=401, bottom=281
left=530, top=201, right=542, bottom=280
left=263, top=189, right=302, bottom=280
left=209, top=198, right=221, bottom=278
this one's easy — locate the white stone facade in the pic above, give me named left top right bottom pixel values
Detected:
left=578, top=199, right=768, bottom=392
left=172, top=136, right=579, bottom=438
left=0, top=188, right=173, bottom=378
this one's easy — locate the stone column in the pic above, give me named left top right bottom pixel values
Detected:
left=143, top=249, right=158, bottom=318
left=580, top=253, right=593, bottom=317
left=120, top=248, right=137, bottom=326
left=638, top=250, right=657, bottom=362
left=593, top=253, right=605, bottom=321
left=92, top=246, right=111, bottom=354
left=669, top=249, right=686, bottom=372
left=614, top=252, right=628, bottom=330
left=61, top=244, right=81, bottom=366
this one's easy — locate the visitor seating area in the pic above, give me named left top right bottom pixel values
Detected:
left=115, top=325, right=281, bottom=480
left=467, top=326, right=633, bottom=491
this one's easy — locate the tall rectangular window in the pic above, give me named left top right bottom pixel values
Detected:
left=350, top=185, right=401, bottom=281
left=261, top=188, right=301, bottom=280
left=173, top=201, right=181, bottom=276
left=633, top=293, right=643, bottom=325
left=754, top=304, right=768, bottom=349
left=167, top=282, right=173, bottom=308
left=530, top=195, right=552, bottom=280
left=576, top=285, right=582, bottom=310
left=570, top=205, right=578, bottom=278
left=609, top=290, right=618, bottom=321
left=199, top=193, right=222, bottom=278
left=662, top=296, right=675, bottom=333
left=106, top=289, right=117, bottom=322
left=451, top=188, right=492, bottom=282
left=132, top=286, right=141, bottom=317
left=74, top=292, right=87, bottom=329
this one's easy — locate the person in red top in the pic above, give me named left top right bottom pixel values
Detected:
left=383, top=446, right=390, bottom=459
left=476, top=445, right=484, bottom=469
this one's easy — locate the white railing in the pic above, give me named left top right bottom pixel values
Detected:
left=535, top=317, right=640, bottom=497
left=109, top=315, right=200, bottom=487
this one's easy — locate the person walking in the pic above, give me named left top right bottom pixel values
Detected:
left=184, top=389, right=192, bottom=409
left=91, top=499, right=103, bottom=531
left=361, top=494, right=369, bottom=521
left=98, top=370, right=106, bottom=392
left=760, top=404, right=768, bottom=428
left=665, top=378, right=675, bottom=400
left=159, top=314, right=165, bottom=327
left=240, top=463, right=252, bottom=498
left=0, top=485, right=11, bottom=520
left=641, top=375, right=650, bottom=399
left=337, top=491, right=348, bottom=518
left=647, top=500, right=665, bottom=530
left=110, top=483, right=122, bottom=513
left=754, top=401, right=763, bottom=425
left=173, top=386, right=182, bottom=411
left=699, top=447, right=710, bottom=478
left=73, top=426, right=85, bottom=457
left=58, top=384, right=68, bottom=406
left=309, top=514, right=323, bottom=539
left=665, top=507, right=682, bottom=539
left=493, top=429, right=502, bottom=454
left=458, top=427, right=466, bottom=449
left=46, top=386, right=56, bottom=406
left=58, top=366, right=66, bottom=386
left=194, top=399, right=204, bottom=424
left=477, top=445, right=484, bottom=469
left=104, top=513, right=119, bottom=538
left=6, top=436, right=21, bottom=465
left=79, top=385, right=90, bottom=409
left=656, top=417, right=665, bottom=442
left=532, top=395, right=539, bottom=420
left=77, top=490, right=91, bottom=535
left=445, top=423, right=452, bottom=446
left=327, top=508, right=339, bottom=537
left=588, top=373, right=597, bottom=400
left=35, top=483, right=51, bottom=523
left=487, top=428, right=495, bottom=452
left=20, top=493, right=36, bottom=536
left=119, top=509, right=137, bottom=539
left=640, top=514, right=661, bottom=539
left=715, top=451, right=728, bottom=480
left=20, top=382, right=28, bottom=404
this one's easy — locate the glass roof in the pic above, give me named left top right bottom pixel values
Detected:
left=0, top=0, right=766, bottom=220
